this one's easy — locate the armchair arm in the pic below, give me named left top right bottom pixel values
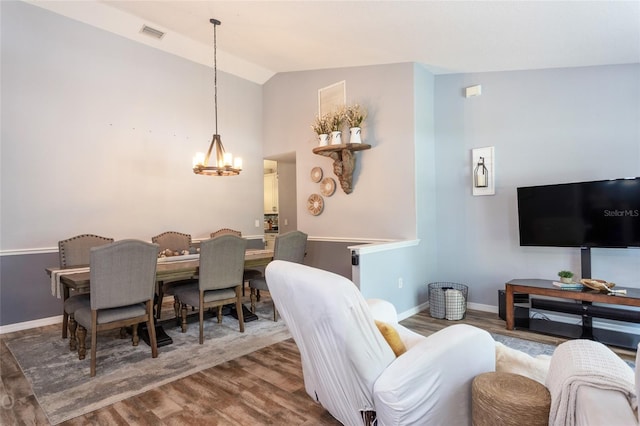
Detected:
left=373, top=324, right=495, bottom=426
left=367, top=299, right=399, bottom=324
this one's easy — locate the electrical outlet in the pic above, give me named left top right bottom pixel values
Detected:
left=398, top=278, right=403, bottom=289
left=254, top=219, right=260, bottom=227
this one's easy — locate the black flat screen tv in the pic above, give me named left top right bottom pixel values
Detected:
left=517, top=177, right=640, bottom=248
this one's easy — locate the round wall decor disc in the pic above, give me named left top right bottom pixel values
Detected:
left=307, top=193, right=324, bottom=216
left=320, top=177, right=336, bottom=196
left=310, top=167, right=323, bottom=182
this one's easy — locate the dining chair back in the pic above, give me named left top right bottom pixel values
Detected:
left=75, top=239, right=159, bottom=376
left=59, top=234, right=114, bottom=267
left=89, top=240, right=158, bottom=309
left=151, top=230, right=196, bottom=319
left=273, top=230, right=308, bottom=263
left=173, top=234, right=248, bottom=344
left=58, top=234, right=114, bottom=348
left=151, top=231, right=192, bottom=253
left=209, top=228, right=261, bottom=295
left=210, top=228, right=242, bottom=238
left=249, top=230, right=308, bottom=321
left=199, top=235, right=248, bottom=291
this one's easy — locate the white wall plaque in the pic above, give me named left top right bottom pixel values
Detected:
left=318, top=80, right=346, bottom=117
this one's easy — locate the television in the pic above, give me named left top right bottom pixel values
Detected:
left=517, top=177, right=640, bottom=248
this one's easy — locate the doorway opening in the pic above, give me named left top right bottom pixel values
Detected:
left=263, top=153, right=297, bottom=242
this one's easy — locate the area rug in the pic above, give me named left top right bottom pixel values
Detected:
left=6, top=300, right=290, bottom=425
left=491, top=333, right=557, bottom=357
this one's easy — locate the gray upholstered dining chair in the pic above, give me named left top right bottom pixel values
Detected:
left=249, top=230, right=308, bottom=321
left=210, top=228, right=262, bottom=295
left=58, top=234, right=114, bottom=351
left=173, top=234, right=247, bottom=344
left=151, top=231, right=197, bottom=319
left=75, top=239, right=159, bottom=377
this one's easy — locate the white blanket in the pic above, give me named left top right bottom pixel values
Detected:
left=546, top=339, right=637, bottom=426
left=495, top=341, right=551, bottom=384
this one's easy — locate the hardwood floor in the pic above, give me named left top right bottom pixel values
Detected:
left=1, top=306, right=636, bottom=425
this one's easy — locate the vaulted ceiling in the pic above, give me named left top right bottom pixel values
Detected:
left=28, top=1, right=640, bottom=84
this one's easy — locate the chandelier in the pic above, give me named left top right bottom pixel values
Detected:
left=193, top=18, right=242, bottom=176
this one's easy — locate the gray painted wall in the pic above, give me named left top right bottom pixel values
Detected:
left=434, top=64, right=640, bottom=307
left=262, top=64, right=417, bottom=241
left=305, top=240, right=354, bottom=279
left=1, top=253, right=62, bottom=324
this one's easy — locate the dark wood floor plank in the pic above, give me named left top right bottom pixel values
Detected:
left=135, top=387, right=184, bottom=420
left=2, top=306, right=636, bottom=425
left=110, top=398, right=161, bottom=426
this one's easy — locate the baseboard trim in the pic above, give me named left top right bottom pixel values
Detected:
left=0, top=315, right=62, bottom=335
left=398, top=301, right=429, bottom=321
left=1, top=302, right=502, bottom=334
left=469, top=302, right=498, bottom=314
left=397, top=301, right=497, bottom=322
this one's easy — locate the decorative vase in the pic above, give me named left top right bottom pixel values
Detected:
left=349, top=127, right=362, bottom=144
left=318, top=134, right=329, bottom=147
left=330, top=131, right=342, bottom=145
left=560, top=277, right=573, bottom=284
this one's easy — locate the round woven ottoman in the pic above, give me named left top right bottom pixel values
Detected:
left=472, top=372, right=550, bottom=426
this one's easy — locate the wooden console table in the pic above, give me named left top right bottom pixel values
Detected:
left=505, top=279, right=640, bottom=348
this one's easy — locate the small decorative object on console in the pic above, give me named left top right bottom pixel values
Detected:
left=580, top=279, right=617, bottom=292
left=557, top=270, right=574, bottom=284
left=552, top=281, right=583, bottom=290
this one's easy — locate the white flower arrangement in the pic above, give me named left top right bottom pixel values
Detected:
left=344, top=103, right=367, bottom=128
left=329, top=110, right=345, bottom=132
left=311, top=114, right=332, bottom=135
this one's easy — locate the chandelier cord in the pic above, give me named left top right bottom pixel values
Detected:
left=213, top=20, right=218, bottom=136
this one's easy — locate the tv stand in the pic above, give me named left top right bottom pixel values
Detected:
left=505, top=279, right=640, bottom=350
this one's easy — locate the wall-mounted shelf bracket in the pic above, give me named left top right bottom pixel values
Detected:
left=312, top=143, right=371, bottom=194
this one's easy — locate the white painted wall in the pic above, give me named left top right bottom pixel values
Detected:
left=1, top=1, right=264, bottom=251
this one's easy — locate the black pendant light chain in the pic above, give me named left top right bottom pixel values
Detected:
left=211, top=18, right=220, bottom=136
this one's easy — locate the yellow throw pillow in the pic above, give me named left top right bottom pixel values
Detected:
left=375, top=320, right=407, bottom=357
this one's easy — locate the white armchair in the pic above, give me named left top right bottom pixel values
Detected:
left=266, top=260, right=496, bottom=425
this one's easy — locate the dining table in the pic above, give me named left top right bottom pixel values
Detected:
left=46, top=248, right=274, bottom=346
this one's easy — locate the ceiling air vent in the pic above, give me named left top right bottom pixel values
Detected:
left=140, top=25, right=165, bottom=40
